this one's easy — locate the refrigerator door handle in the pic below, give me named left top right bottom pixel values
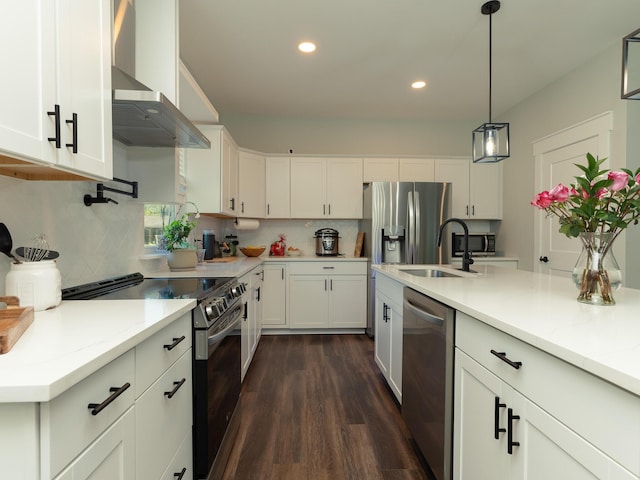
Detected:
left=407, top=190, right=415, bottom=263
left=414, top=190, right=421, bottom=262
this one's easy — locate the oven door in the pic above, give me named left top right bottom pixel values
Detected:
left=193, top=301, right=242, bottom=479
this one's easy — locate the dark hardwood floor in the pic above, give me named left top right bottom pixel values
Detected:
left=222, top=334, right=431, bottom=480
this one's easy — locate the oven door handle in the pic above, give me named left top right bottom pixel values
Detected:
left=207, top=315, right=241, bottom=347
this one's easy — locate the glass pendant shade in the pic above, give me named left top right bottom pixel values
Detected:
left=472, top=122, right=509, bottom=163
left=622, top=27, right=640, bottom=99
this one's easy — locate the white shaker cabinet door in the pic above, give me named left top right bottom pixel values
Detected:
left=328, top=275, right=366, bottom=328
left=56, top=0, right=113, bottom=179
left=290, top=158, right=326, bottom=218
left=454, top=351, right=508, bottom=480
left=54, top=408, right=135, bottom=480
left=265, top=157, right=291, bottom=218
left=238, top=150, right=266, bottom=218
left=289, top=275, right=329, bottom=328
left=326, top=157, right=363, bottom=218
left=0, top=0, right=56, bottom=165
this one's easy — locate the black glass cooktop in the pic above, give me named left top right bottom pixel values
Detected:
left=62, top=272, right=233, bottom=301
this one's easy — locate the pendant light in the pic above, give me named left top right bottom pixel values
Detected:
left=621, top=27, right=640, bottom=99
left=472, top=0, right=510, bottom=163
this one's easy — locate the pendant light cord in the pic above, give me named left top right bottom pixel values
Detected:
left=488, top=11, right=493, bottom=124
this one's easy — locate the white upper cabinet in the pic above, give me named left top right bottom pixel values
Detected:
left=186, top=124, right=239, bottom=215
left=435, top=158, right=502, bottom=219
left=265, top=156, right=291, bottom=218
left=363, top=158, right=399, bottom=182
left=363, top=158, right=434, bottom=183
left=0, top=0, right=112, bottom=180
left=238, top=150, right=265, bottom=218
left=399, top=158, right=435, bottom=182
left=290, top=157, right=363, bottom=219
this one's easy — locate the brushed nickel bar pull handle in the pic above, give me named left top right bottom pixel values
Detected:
left=490, top=349, right=522, bottom=369
left=88, top=382, right=130, bottom=415
left=163, top=336, right=185, bottom=351
left=164, top=378, right=186, bottom=399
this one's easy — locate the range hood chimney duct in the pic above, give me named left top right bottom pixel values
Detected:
left=111, top=0, right=210, bottom=149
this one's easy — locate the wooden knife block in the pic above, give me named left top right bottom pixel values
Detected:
left=0, top=296, right=34, bottom=354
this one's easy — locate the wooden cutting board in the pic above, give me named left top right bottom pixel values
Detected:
left=0, top=296, right=34, bottom=354
left=205, top=257, right=239, bottom=263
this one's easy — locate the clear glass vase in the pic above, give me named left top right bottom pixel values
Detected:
left=572, top=232, right=622, bottom=305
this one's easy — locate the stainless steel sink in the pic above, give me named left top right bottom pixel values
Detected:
left=398, top=268, right=463, bottom=278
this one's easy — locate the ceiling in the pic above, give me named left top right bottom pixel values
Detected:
left=179, top=0, right=640, bottom=122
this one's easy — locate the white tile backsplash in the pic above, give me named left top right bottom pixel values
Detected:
left=0, top=174, right=146, bottom=293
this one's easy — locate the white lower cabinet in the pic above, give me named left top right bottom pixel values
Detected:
left=454, top=312, right=640, bottom=480
left=41, top=349, right=136, bottom=479
left=35, top=313, right=193, bottom=480
left=262, top=263, right=287, bottom=328
left=288, top=262, right=366, bottom=329
left=241, top=266, right=263, bottom=380
left=374, top=272, right=404, bottom=403
left=135, top=313, right=192, bottom=480
left=54, top=408, right=135, bottom=480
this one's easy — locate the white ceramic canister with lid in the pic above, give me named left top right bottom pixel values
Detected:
left=5, top=260, right=62, bottom=311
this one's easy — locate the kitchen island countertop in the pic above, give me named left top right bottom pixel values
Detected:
left=0, top=299, right=195, bottom=402
left=374, top=264, right=640, bottom=398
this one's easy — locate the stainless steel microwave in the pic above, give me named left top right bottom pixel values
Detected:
left=452, top=232, right=496, bottom=257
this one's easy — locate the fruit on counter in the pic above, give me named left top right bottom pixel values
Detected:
left=287, top=247, right=300, bottom=251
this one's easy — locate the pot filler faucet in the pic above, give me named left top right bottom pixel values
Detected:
left=438, top=218, right=474, bottom=272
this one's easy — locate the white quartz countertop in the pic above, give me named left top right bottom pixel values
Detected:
left=0, top=299, right=195, bottom=402
left=374, top=264, right=640, bottom=397
left=146, top=255, right=367, bottom=279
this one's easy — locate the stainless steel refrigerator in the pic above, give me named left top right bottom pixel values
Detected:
left=360, top=182, right=452, bottom=337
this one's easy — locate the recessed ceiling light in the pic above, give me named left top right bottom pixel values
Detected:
left=411, top=81, right=426, bottom=89
left=298, top=42, right=317, bottom=53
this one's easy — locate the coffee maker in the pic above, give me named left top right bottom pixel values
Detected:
left=381, top=226, right=405, bottom=264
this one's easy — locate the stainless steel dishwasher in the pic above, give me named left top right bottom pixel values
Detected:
left=402, top=287, right=455, bottom=480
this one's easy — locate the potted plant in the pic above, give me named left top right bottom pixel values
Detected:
left=164, top=204, right=200, bottom=271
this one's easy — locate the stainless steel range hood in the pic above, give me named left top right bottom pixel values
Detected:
left=112, top=67, right=210, bottom=148
left=111, top=0, right=210, bottom=149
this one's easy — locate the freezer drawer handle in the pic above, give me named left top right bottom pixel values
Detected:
left=494, top=396, right=506, bottom=439
left=490, top=349, right=523, bottom=369
left=507, top=408, right=520, bottom=454
left=87, top=382, right=130, bottom=416
left=163, top=336, right=186, bottom=351
left=164, top=378, right=186, bottom=399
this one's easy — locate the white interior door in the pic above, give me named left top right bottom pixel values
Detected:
left=533, top=113, right=612, bottom=276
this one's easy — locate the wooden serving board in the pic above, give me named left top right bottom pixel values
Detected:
left=205, top=257, right=239, bottom=263
left=0, top=296, right=34, bottom=354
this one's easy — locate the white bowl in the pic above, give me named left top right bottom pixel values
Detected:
left=286, top=249, right=302, bottom=256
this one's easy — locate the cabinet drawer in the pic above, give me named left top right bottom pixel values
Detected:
left=136, top=350, right=192, bottom=480
left=160, top=430, right=193, bottom=480
left=41, top=349, right=135, bottom=478
left=375, top=272, right=404, bottom=307
left=288, top=261, right=367, bottom=275
left=135, top=312, right=192, bottom=396
left=456, top=312, right=640, bottom=476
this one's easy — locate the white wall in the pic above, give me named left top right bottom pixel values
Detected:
left=220, top=116, right=478, bottom=157
left=498, top=43, right=639, bottom=286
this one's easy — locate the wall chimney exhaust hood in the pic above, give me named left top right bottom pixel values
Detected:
left=112, top=66, right=210, bottom=148
left=111, top=0, right=210, bottom=149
